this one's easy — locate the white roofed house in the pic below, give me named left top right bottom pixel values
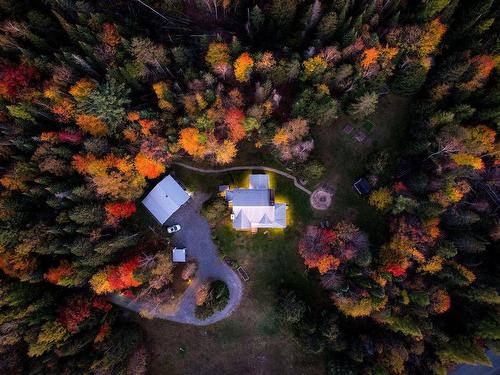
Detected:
left=225, top=174, right=287, bottom=231
left=142, top=175, right=190, bottom=224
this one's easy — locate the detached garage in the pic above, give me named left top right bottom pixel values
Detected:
left=142, top=175, right=190, bottom=224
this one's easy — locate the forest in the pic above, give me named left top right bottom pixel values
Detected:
left=0, top=0, right=498, bottom=374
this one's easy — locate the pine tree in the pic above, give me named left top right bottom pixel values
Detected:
left=419, top=0, right=452, bottom=21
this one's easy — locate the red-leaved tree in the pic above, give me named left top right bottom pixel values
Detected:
left=57, top=296, right=91, bottom=333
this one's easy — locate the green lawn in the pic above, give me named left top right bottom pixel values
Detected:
left=136, top=171, right=325, bottom=375
left=312, top=93, right=412, bottom=244
left=135, top=93, right=411, bottom=374
left=208, top=172, right=319, bottom=304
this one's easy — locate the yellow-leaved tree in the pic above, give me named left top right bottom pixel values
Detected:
left=234, top=52, right=254, bottom=82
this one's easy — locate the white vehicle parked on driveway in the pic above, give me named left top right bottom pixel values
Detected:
left=167, top=224, right=181, bottom=233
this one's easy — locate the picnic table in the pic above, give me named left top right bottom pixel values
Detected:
left=343, top=123, right=354, bottom=134
left=355, top=131, right=367, bottom=142
left=236, top=266, right=249, bottom=282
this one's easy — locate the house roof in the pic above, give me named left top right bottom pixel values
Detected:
left=142, top=175, right=190, bottom=224
left=172, top=247, right=186, bottom=262
left=274, top=203, right=287, bottom=227
left=232, top=188, right=270, bottom=206
left=232, top=204, right=287, bottom=229
left=249, top=174, right=269, bottom=189
left=229, top=174, right=287, bottom=230
left=353, top=178, right=372, bottom=195
left=233, top=209, right=251, bottom=228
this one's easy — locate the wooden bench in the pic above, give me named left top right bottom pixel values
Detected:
left=236, top=266, right=249, bottom=282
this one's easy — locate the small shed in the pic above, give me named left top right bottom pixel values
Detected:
left=354, top=178, right=372, bottom=195
left=172, top=247, right=186, bottom=263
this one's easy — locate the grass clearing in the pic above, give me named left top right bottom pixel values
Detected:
left=135, top=171, right=324, bottom=375
left=134, top=94, right=410, bottom=374
left=312, top=93, right=411, bottom=243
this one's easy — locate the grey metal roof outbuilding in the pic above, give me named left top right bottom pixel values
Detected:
left=172, top=247, right=186, bottom=262
left=142, top=175, right=190, bottom=224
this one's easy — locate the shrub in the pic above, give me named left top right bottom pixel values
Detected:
left=195, top=280, right=230, bottom=320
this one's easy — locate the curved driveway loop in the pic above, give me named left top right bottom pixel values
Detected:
left=110, top=193, right=243, bottom=326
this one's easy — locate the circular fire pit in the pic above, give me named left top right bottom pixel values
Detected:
left=310, top=187, right=333, bottom=210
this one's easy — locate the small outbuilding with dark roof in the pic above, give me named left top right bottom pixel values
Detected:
left=353, top=178, right=372, bottom=195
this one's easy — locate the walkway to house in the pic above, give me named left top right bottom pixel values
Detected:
left=172, top=161, right=313, bottom=195
left=110, top=193, right=243, bottom=326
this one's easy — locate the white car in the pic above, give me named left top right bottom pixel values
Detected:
left=167, top=224, right=181, bottom=234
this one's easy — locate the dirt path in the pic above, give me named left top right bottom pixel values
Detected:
left=110, top=193, right=243, bottom=325
left=172, top=161, right=313, bottom=195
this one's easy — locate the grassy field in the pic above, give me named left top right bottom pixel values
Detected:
left=312, top=93, right=411, bottom=244
left=131, top=93, right=411, bottom=374
left=135, top=170, right=325, bottom=375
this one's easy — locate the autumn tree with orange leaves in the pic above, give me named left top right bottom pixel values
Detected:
left=76, top=114, right=108, bottom=136
left=224, top=108, right=246, bottom=142
left=134, top=153, right=165, bottom=179
left=90, top=256, right=142, bottom=294
left=178, top=127, right=206, bottom=157
left=234, top=52, right=254, bottom=82
left=215, top=140, right=237, bottom=164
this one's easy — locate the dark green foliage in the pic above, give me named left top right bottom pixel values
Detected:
left=317, top=11, right=338, bottom=41
left=68, top=204, right=105, bottom=226
left=276, top=290, right=306, bottom=324
left=436, top=241, right=458, bottom=258
left=291, top=88, right=338, bottom=126
left=456, top=287, right=500, bottom=305
left=250, top=6, right=265, bottom=35
left=391, top=61, right=428, bottom=95
left=93, top=232, right=138, bottom=256
left=270, top=0, right=298, bottom=31
left=194, top=280, right=230, bottom=320
left=77, top=79, right=130, bottom=131
left=452, top=235, right=488, bottom=253
left=437, top=337, right=492, bottom=366
left=201, top=197, right=228, bottom=226
left=443, top=209, right=480, bottom=227
left=418, top=0, right=452, bottom=21
left=326, top=357, right=356, bottom=375
left=303, top=160, right=326, bottom=181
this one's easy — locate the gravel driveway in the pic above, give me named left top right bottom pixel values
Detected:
left=110, top=193, right=243, bottom=325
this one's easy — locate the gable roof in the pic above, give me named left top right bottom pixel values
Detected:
left=234, top=210, right=251, bottom=228
left=232, top=188, right=270, bottom=206
left=249, top=174, right=269, bottom=189
left=274, top=203, right=287, bottom=227
left=259, top=213, right=272, bottom=225
left=232, top=206, right=274, bottom=229
left=142, top=175, right=190, bottom=224
left=228, top=174, right=287, bottom=230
